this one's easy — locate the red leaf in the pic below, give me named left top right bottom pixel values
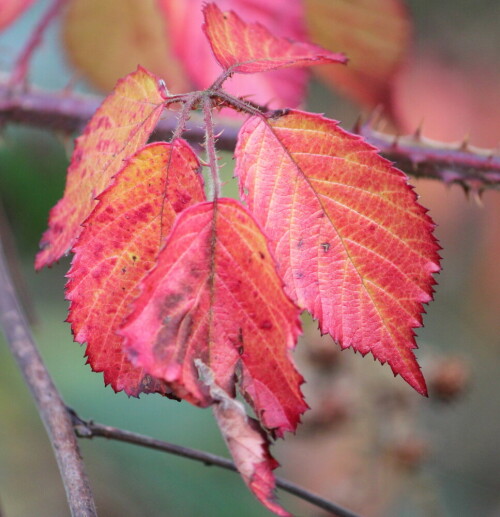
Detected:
left=0, top=0, right=34, bottom=30
left=305, top=0, right=411, bottom=111
left=66, top=141, right=204, bottom=396
left=235, top=110, right=441, bottom=395
left=121, top=199, right=306, bottom=436
left=36, top=66, right=165, bottom=269
left=158, top=0, right=310, bottom=110
left=202, top=3, right=346, bottom=74
left=197, top=361, right=289, bottom=517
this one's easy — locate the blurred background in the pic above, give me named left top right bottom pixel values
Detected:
left=0, top=1, right=499, bottom=516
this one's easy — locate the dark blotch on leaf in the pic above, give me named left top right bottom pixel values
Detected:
left=260, top=320, right=273, bottom=330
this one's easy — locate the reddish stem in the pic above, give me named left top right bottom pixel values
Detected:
left=170, top=92, right=203, bottom=142
left=202, top=96, right=222, bottom=200
left=208, top=69, right=234, bottom=91
left=9, top=0, right=68, bottom=89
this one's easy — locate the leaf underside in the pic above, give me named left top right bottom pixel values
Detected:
left=235, top=110, right=440, bottom=395
left=66, top=141, right=205, bottom=396
left=198, top=360, right=289, bottom=517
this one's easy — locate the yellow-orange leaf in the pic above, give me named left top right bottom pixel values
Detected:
left=235, top=110, right=440, bottom=395
left=121, top=199, right=306, bottom=436
left=62, top=0, right=187, bottom=92
left=305, top=0, right=411, bottom=110
left=36, top=66, right=165, bottom=269
left=66, top=141, right=204, bottom=395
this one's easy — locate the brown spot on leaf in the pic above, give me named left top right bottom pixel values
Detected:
left=321, top=242, right=330, bottom=253
left=260, top=320, right=273, bottom=330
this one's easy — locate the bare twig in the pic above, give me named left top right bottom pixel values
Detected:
left=0, top=82, right=499, bottom=191
left=0, top=239, right=97, bottom=517
left=70, top=411, right=361, bottom=517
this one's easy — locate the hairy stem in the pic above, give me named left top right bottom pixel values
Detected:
left=0, top=239, right=97, bottom=517
left=9, top=0, right=68, bottom=88
left=71, top=412, right=361, bottom=517
left=0, top=83, right=499, bottom=191
left=169, top=92, right=202, bottom=141
left=202, top=96, right=222, bottom=200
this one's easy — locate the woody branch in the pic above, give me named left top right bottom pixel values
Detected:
left=0, top=81, right=499, bottom=192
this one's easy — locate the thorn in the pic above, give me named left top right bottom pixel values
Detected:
left=352, top=115, right=363, bottom=134
left=413, top=120, right=424, bottom=141
left=458, top=134, right=470, bottom=152
left=471, top=188, right=483, bottom=206
left=157, top=79, right=170, bottom=99
left=366, top=105, right=384, bottom=128
left=391, top=133, right=401, bottom=149
left=376, top=118, right=389, bottom=133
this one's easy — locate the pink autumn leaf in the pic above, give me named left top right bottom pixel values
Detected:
left=235, top=109, right=441, bottom=395
left=157, top=0, right=327, bottom=110
left=202, top=3, right=347, bottom=74
left=121, top=199, right=307, bottom=436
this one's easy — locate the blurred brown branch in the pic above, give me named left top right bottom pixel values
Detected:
left=0, top=236, right=97, bottom=517
left=1, top=82, right=499, bottom=191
